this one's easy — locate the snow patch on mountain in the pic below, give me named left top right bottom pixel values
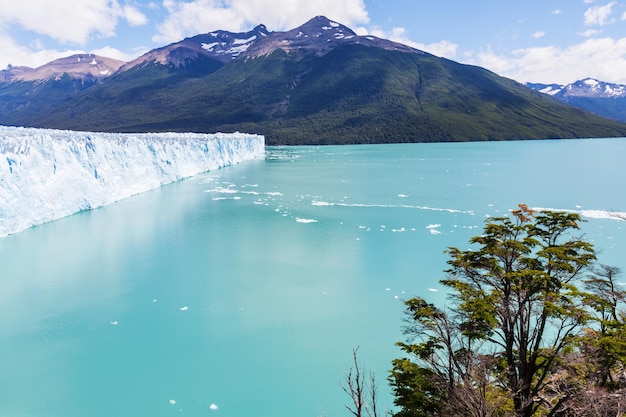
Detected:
left=242, top=15, right=421, bottom=59
left=0, top=126, right=264, bottom=237
left=536, top=85, right=562, bottom=95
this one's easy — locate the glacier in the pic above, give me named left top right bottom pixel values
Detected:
left=0, top=126, right=265, bottom=237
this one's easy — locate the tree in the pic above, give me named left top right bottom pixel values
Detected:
left=580, top=265, right=626, bottom=388
left=341, top=347, right=381, bottom=417
left=389, top=297, right=508, bottom=417
left=390, top=204, right=598, bottom=417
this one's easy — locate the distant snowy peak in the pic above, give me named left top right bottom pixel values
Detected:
left=0, top=54, right=124, bottom=83
left=563, top=78, right=626, bottom=98
left=243, top=16, right=419, bottom=59
left=527, top=78, right=626, bottom=99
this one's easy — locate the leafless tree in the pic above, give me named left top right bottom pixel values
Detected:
left=341, top=347, right=381, bottom=417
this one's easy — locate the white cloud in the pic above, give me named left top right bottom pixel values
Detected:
left=123, top=5, right=150, bottom=27
left=90, top=45, right=149, bottom=62
left=0, top=0, right=148, bottom=45
left=153, top=0, right=369, bottom=43
left=411, top=40, right=458, bottom=58
left=367, top=26, right=458, bottom=58
left=468, top=37, right=626, bottom=84
left=552, top=9, right=562, bottom=15
left=531, top=31, right=545, bottom=39
left=579, top=28, right=603, bottom=37
left=0, top=33, right=143, bottom=70
left=584, top=2, right=617, bottom=26
left=0, top=34, right=80, bottom=68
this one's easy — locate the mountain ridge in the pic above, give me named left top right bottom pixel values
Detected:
left=1, top=16, right=626, bottom=145
left=1, top=16, right=419, bottom=81
left=527, top=78, right=626, bottom=122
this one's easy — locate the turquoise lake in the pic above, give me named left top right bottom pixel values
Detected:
left=1, top=139, right=625, bottom=416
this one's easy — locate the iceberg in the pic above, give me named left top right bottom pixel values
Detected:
left=0, top=126, right=265, bottom=237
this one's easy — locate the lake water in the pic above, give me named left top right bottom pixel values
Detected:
left=1, top=139, right=625, bottom=417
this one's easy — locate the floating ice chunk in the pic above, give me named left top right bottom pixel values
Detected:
left=180, top=306, right=188, bottom=311
left=312, top=200, right=331, bottom=206
left=427, top=224, right=442, bottom=235
left=210, top=404, right=218, bottom=410
left=110, top=321, right=118, bottom=325
left=581, top=210, right=626, bottom=219
left=398, top=194, right=409, bottom=198
left=296, top=218, right=318, bottom=223
left=169, top=400, right=176, bottom=405
left=428, top=288, right=439, bottom=292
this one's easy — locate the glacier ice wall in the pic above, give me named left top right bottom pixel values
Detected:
left=0, top=126, right=265, bottom=237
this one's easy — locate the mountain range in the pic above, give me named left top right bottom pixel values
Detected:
left=526, top=78, right=626, bottom=123
left=1, top=16, right=625, bottom=145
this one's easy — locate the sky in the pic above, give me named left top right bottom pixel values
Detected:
left=1, top=0, right=626, bottom=85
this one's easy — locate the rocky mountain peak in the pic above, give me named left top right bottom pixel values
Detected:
left=119, top=23, right=271, bottom=71
left=242, top=15, right=419, bottom=59
left=0, top=54, right=124, bottom=83
left=527, top=78, right=626, bottom=99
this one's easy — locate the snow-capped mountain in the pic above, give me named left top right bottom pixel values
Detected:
left=0, top=54, right=124, bottom=83
left=527, top=78, right=626, bottom=98
left=526, top=78, right=626, bottom=122
left=119, top=16, right=418, bottom=71
left=242, top=15, right=417, bottom=59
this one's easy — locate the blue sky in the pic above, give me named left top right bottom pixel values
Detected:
left=1, top=0, right=626, bottom=84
